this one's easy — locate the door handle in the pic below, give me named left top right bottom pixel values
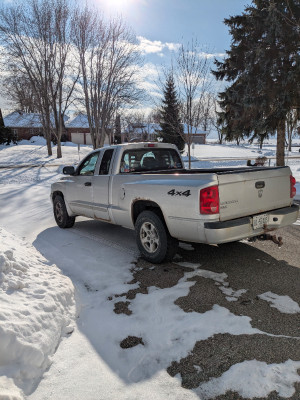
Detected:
left=84, top=182, right=92, bottom=187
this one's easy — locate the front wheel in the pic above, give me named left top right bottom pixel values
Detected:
left=135, top=210, right=178, bottom=263
left=53, top=195, right=75, bottom=228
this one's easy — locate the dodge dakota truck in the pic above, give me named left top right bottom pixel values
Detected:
left=51, top=143, right=299, bottom=263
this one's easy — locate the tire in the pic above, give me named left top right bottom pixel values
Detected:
left=53, top=195, right=75, bottom=228
left=135, top=210, right=178, bottom=263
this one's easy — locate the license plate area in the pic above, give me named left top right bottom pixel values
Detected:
left=252, top=213, right=269, bottom=230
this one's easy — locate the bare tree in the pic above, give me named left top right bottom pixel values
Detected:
left=47, top=0, right=79, bottom=158
left=73, top=6, right=144, bottom=149
left=0, top=0, right=79, bottom=158
left=121, top=110, right=146, bottom=141
left=1, top=70, right=40, bottom=113
left=0, top=1, right=53, bottom=155
left=175, top=40, right=214, bottom=167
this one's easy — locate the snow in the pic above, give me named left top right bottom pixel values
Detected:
left=4, top=112, right=44, bottom=129
left=0, top=138, right=92, bottom=167
left=66, top=113, right=90, bottom=128
left=259, top=292, right=300, bottom=314
left=4, top=112, right=68, bottom=129
left=175, top=262, right=248, bottom=302
left=0, top=228, right=75, bottom=397
left=0, top=139, right=299, bottom=399
left=198, top=359, right=300, bottom=399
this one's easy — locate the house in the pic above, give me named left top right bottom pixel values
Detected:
left=4, top=111, right=44, bottom=140
left=3, top=110, right=68, bottom=141
left=123, top=122, right=206, bottom=144
left=182, top=124, right=207, bottom=144
left=66, top=113, right=111, bottom=145
left=124, top=123, right=160, bottom=142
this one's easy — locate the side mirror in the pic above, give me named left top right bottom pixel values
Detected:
left=63, top=166, right=75, bottom=175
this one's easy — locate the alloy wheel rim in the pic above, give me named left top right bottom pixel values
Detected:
left=55, top=202, right=63, bottom=223
left=140, top=221, right=159, bottom=253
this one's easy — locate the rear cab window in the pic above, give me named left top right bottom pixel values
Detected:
left=120, top=148, right=183, bottom=173
left=99, top=149, right=115, bottom=175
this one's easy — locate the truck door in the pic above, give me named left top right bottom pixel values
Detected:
left=92, top=148, right=115, bottom=221
left=67, top=151, right=100, bottom=218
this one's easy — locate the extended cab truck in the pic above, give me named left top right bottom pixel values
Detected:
left=51, top=143, right=299, bottom=263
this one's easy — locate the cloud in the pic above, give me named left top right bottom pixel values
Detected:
left=165, top=42, right=181, bottom=52
left=138, top=62, right=161, bottom=80
left=137, top=36, right=181, bottom=55
left=137, top=36, right=224, bottom=60
left=198, top=51, right=226, bottom=59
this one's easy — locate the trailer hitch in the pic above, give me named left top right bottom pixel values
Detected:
left=249, top=233, right=283, bottom=247
left=258, top=233, right=283, bottom=247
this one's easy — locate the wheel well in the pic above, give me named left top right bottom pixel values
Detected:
left=132, top=200, right=165, bottom=226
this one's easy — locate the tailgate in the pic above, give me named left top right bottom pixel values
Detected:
left=218, top=167, right=292, bottom=221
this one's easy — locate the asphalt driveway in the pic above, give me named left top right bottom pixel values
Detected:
left=113, top=222, right=300, bottom=400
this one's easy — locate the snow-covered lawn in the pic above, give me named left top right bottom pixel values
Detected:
left=0, top=138, right=300, bottom=400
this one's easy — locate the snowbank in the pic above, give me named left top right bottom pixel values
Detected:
left=18, top=136, right=47, bottom=146
left=0, top=227, right=76, bottom=399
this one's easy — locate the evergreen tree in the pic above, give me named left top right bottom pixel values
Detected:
left=159, top=74, right=185, bottom=153
left=114, top=114, right=122, bottom=144
left=213, top=0, right=300, bottom=166
left=0, top=109, right=15, bottom=145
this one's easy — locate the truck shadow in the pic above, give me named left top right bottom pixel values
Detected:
left=33, top=223, right=300, bottom=398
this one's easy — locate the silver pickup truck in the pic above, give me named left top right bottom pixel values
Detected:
left=51, top=142, right=299, bottom=263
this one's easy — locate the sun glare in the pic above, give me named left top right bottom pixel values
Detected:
left=105, top=0, right=131, bottom=11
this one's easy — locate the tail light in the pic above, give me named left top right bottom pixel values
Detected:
left=290, top=175, right=296, bottom=198
left=144, top=143, right=157, bottom=147
left=200, top=185, right=219, bottom=214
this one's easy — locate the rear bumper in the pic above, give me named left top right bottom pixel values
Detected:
left=204, top=204, right=299, bottom=244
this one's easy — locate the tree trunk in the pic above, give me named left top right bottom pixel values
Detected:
left=288, top=131, right=292, bottom=152
left=56, top=137, right=62, bottom=158
left=99, top=126, right=106, bottom=148
left=56, top=116, right=62, bottom=159
left=46, top=133, right=52, bottom=156
left=276, top=119, right=285, bottom=166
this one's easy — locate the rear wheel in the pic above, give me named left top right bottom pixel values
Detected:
left=135, top=210, right=178, bottom=263
left=53, top=195, right=75, bottom=228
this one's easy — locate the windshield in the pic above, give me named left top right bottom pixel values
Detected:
left=120, top=148, right=183, bottom=173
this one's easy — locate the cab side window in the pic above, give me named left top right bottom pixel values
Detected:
left=99, top=149, right=114, bottom=175
left=78, top=152, right=99, bottom=176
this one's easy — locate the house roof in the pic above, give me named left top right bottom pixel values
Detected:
left=66, top=113, right=90, bottom=128
left=4, top=112, right=44, bottom=128
left=4, top=111, right=69, bottom=128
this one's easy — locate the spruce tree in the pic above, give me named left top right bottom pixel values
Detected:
left=213, top=0, right=300, bottom=166
left=0, top=109, right=15, bottom=145
left=159, top=74, right=185, bottom=153
left=114, top=114, right=122, bottom=144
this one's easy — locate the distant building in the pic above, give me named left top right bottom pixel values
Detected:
left=3, top=111, right=68, bottom=141
left=123, top=122, right=206, bottom=144
left=182, top=124, right=207, bottom=144
left=4, top=111, right=44, bottom=140
left=66, top=113, right=111, bottom=145
left=124, top=123, right=160, bottom=142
